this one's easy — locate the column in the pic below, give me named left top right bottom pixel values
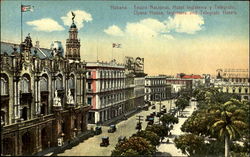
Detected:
left=13, top=81, right=17, bottom=119
left=35, top=78, right=38, bottom=115
left=38, top=79, right=41, bottom=114
left=95, top=112, right=100, bottom=124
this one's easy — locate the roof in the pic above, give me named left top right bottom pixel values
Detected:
left=182, top=75, right=203, bottom=79
left=1, top=41, right=53, bottom=59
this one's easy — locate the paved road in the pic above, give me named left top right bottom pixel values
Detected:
left=57, top=99, right=177, bottom=156
left=157, top=101, right=197, bottom=156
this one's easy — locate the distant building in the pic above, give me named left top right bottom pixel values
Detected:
left=177, top=73, right=205, bottom=89
left=214, top=69, right=249, bottom=100
left=166, top=78, right=193, bottom=97
left=145, top=76, right=171, bottom=101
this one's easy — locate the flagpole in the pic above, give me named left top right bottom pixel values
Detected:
left=21, top=3, right=23, bottom=43
left=112, top=45, right=113, bottom=61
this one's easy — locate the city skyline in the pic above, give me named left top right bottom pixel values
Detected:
left=1, top=0, right=249, bottom=76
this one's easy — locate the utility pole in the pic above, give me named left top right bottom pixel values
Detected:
left=136, top=115, right=143, bottom=131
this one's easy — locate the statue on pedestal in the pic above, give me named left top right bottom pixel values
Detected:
left=53, top=90, right=62, bottom=107
left=67, top=89, right=75, bottom=104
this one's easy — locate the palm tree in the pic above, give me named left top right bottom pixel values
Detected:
left=208, top=99, right=247, bottom=157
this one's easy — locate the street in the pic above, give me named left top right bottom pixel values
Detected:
left=57, top=99, right=187, bottom=156
left=157, top=100, right=197, bottom=156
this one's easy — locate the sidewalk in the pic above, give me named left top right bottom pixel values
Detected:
left=157, top=101, right=196, bottom=156
left=35, top=130, right=94, bottom=156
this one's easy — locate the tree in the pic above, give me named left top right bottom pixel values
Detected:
left=160, top=113, right=178, bottom=126
left=111, top=137, right=155, bottom=156
left=181, top=109, right=211, bottom=136
left=174, top=134, right=205, bottom=156
left=208, top=99, right=248, bottom=157
left=175, top=97, right=189, bottom=115
left=132, top=130, right=160, bottom=146
left=146, top=124, right=168, bottom=141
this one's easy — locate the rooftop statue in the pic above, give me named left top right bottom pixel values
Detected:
left=71, top=11, right=75, bottom=23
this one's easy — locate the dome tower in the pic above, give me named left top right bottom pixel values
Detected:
left=65, top=11, right=81, bottom=61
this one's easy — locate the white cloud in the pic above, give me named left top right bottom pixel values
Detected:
left=165, top=12, right=204, bottom=34
left=125, top=18, right=167, bottom=39
left=104, top=12, right=204, bottom=39
left=104, top=18, right=168, bottom=39
left=139, top=18, right=168, bottom=33
left=61, top=10, right=92, bottom=30
left=104, top=25, right=124, bottom=36
left=27, top=18, right=65, bottom=32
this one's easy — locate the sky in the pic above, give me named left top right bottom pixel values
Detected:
left=1, top=0, right=249, bottom=76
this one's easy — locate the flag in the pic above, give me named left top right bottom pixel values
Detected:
left=21, top=5, right=34, bottom=12
left=112, top=43, right=121, bottom=48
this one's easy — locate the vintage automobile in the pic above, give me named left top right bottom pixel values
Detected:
left=146, top=115, right=154, bottom=121
left=100, top=136, right=109, bottom=147
left=118, top=136, right=127, bottom=143
left=94, top=126, right=102, bottom=135
left=108, top=124, right=117, bottom=133
left=147, top=117, right=154, bottom=125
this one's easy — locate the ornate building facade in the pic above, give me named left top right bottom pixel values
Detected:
left=0, top=20, right=91, bottom=156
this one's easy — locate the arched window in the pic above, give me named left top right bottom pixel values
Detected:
left=68, top=75, right=75, bottom=89
left=245, top=88, right=248, bottom=94
left=40, top=75, right=48, bottom=91
left=21, top=74, right=30, bottom=93
left=0, top=75, right=8, bottom=95
left=56, top=75, right=63, bottom=90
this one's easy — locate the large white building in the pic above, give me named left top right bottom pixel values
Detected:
left=86, top=60, right=126, bottom=124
